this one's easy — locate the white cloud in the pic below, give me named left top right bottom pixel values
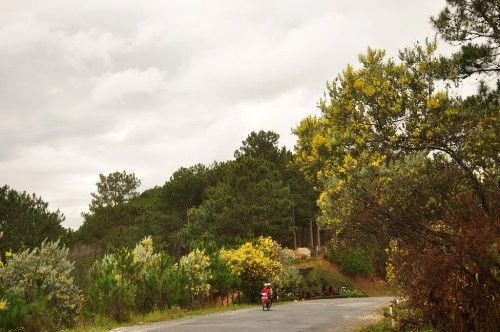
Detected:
left=170, top=12, right=343, bottom=102
left=0, top=12, right=50, bottom=53
left=91, top=67, right=167, bottom=106
left=56, top=28, right=126, bottom=68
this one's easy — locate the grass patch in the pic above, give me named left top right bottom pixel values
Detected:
left=63, top=304, right=255, bottom=332
left=354, top=300, right=435, bottom=332
left=353, top=307, right=393, bottom=332
left=355, top=320, right=393, bottom=332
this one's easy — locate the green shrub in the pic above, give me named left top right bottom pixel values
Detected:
left=86, top=236, right=188, bottom=322
left=342, top=248, right=373, bottom=277
left=180, top=249, right=211, bottom=309
left=87, top=248, right=137, bottom=322
left=0, top=292, right=28, bottom=331
left=325, top=245, right=373, bottom=278
left=297, top=265, right=353, bottom=298
left=0, top=240, right=84, bottom=331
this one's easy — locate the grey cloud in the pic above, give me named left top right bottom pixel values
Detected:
left=90, top=67, right=167, bottom=107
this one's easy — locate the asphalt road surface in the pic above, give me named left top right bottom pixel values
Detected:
left=112, top=297, right=392, bottom=332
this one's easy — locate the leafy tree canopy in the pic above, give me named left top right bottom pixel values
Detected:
left=86, top=170, right=141, bottom=215
left=431, top=0, right=500, bottom=77
left=293, top=38, right=499, bottom=331
left=294, top=42, right=497, bottom=217
left=0, top=185, right=66, bottom=257
left=182, top=131, right=296, bottom=248
left=234, top=130, right=290, bottom=166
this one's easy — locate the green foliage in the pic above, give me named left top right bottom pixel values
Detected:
left=87, top=247, right=138, bottom=322
left=297, top=265, right=353, bottom=297
left=77, top=170, right=162, bottom=254
left=86, top=236, right=192, bottom=322
left=160, top=164, right=214, bottom=256
left=234, top=130, right=289, bottom=166
left=0, top=282, right=53, bottom=332
left=86, top=171, right=141, bottom=214
left=274, top=247, right=302, bottom=293
left=208, top=253, right=241, bottom=300
left=162, top=164, right=211, bottom=214
left=338, top=288, right=366, bottom=298
left=0, top=240, right=84, bottom=330
left=431, top=0, right=500, bottom=77
left=186, top=157, right=293, bottom=247
left=325, top=245, right=373, bottom=278
left=72, top=132, right=318, bottom=261
left=0, top=185, right=67, bottom=257
left=76, top=187, right=169, bottom=253
left=175, top=131, right=317, bottom=250
left=146, top=253, right=184, bottom=310
left=0, top=292, right=28, bottom=331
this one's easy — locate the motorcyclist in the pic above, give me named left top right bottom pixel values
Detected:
left=261, top=283, right=273, bottom=305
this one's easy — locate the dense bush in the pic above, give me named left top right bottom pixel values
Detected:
left=87, top=236, right=184, bottom=321
left=87, top=236, right=237, bottom=321
left=297, top=265, right=352, bottom=298
left=275, top=248, right=302, bottom=294
left=0, top=292, right=28, bottom=331
left=179, top=249, right=211, bottom=308
left=0, top=240, right=84, bottom=331
left=324, top=242, right=373, bottom=278
left=87, top=248, right=137, bottom=322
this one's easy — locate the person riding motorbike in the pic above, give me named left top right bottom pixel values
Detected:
left=261, top=283, right=273, bottom=305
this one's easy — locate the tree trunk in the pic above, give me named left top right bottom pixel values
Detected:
left=316, top=221, right=321, bottom=257
left=309, top=217, right=314, bottom=252
left=292, top=205, right=297, bottom=249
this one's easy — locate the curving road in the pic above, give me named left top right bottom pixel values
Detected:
left=112, top=297, right=392, bottom=332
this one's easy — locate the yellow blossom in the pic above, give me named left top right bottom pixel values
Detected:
left=0, top=299, right=9, bottom=311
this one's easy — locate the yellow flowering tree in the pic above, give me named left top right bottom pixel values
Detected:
left=293, top=38, right=500, bottom=329
left=220, top=237, right=282, bottom=302
left=180, top=248, right=211, bottom=308
left=132, top=236, right=176, bottom=312
left=132, top=236, right=158, bottom=273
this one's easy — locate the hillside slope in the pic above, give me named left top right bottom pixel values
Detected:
left=294, top=257, right=389, bottom=297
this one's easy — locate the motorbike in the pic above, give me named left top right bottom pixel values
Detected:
left=261, top=293, right=271, bottom=311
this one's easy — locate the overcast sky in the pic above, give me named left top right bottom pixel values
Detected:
left=1, top=0, right=450, bottom=230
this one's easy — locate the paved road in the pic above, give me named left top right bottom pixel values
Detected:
left=112, top=297, right=392, bottom=332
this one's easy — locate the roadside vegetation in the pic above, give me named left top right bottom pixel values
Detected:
left=63, top=256, right=377, bottom=332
